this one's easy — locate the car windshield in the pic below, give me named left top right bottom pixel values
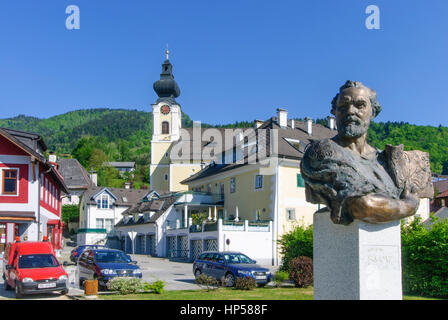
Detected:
left=223, top=253, right=254, bottom=264
left=94, top=251, right=129, bottom=263
left=18, top=254, right=59, bottom=269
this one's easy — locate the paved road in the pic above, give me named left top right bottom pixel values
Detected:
left=1, top=245, right=279, bottom=299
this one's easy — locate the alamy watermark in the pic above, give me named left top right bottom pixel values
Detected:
left=66, top=5, right=80, bottom=30
left=365, top=5, right=380, bottom=30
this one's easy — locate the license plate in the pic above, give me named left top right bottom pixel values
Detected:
left=38, top=282, right=57, bottom=289
left=255, top=276, right=266, bottom=280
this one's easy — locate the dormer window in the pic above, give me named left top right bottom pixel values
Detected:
left=97, top=194, right=112, bottom=209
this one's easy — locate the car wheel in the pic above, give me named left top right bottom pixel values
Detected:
left=225, top=273, right=235, bottom=287
left=61, top=289, right=69, bottom=295
left=194, top=269, right=201, bottom=278
left=14, top=282, right=23, bottom=298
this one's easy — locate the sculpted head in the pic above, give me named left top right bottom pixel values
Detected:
left=331, top=81, right=382, bottom=138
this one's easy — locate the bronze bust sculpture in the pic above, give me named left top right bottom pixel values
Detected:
left=300, top=81, right=433, bottom=225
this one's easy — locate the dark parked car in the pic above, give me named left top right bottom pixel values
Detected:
left=70, top=245, right=106, bottom=263
left=76, top=248, right=142, bottom=290
left=193, top=251, right=272, bottom=287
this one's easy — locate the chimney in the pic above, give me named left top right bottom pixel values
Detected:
left=48, top=152, right=57, bottom=163
left=327, top=116, right=336, bottom=130
left=254, top=120, right=264, bottom=129
left=305, top=117, right=313, bottom=136
left=277, top=108, right=287, bottom=127
left=124, top=182, right=131, bottom=189
left=291, top=119, right=295, bottom=129
left=90, top=171, right=98, bottom=186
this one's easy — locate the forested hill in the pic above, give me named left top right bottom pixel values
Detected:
left=0, top=109, right=157, bottom=154
left=1, top=109, right=448, bottom=174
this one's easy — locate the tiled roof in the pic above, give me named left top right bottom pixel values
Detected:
left=434, top=180, right=448, bottom=197
left=0, top=127, right=69, bottom=194
left=103, top=162, right=135, bottom=168
left=58, top=158, right=91, bottom=190
left=115, top=194, right=177, bottom=226
left=180, top=118, right=337, bottom=184
left=83, top=186, right=149, bottom=207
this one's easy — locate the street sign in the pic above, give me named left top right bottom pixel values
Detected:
left=128, top=231, right=137, bottom=255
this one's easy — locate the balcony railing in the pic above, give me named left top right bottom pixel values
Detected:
left=203, top=221, right=218, bottom=232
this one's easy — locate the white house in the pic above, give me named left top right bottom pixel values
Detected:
left=114, top=191, right=274, bottom=265
left=77, top=185, right=148, bottom=245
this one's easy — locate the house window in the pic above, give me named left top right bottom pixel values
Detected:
left=104, top=219, right=114, bottom=232
left=297, top=173, right=305, bottom=187
left=255, top=209, right=261, bottom=221
left=164, top=174, right=168, bottom=181
left=162, top=121, right=170, bottom=134
left=2, top=169, right=18, bottom=195
left=96, top=218, right=105, bottom=229
left=286, top=208, right=296, bottom=221
left=230, top=178, right=236, bottom=193
left=99, top=194, right=109, bottom=209
left=255, top=175, right=263, bottom=189
left=40, top=174, right=43, bottom=200
left=45, top=178, right=48, bottom=203
left=207, top=184, right=211, bottom=194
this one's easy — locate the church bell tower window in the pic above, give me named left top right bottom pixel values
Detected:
left=162, top=121, right=170, bottom=134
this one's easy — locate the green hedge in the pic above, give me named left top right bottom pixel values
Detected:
left=401, top=216, right=448, bottom=298
left=279, top=224, right=313, bottom=272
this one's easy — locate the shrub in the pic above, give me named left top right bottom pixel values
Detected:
left=195, top=273, right=219, bottom=291
left=273, top=271, right=289, bottom=287
left=279, top=224, right=313, bottom=271
left=143, top=280, right=165, bottom=294
left=107, top=277, right=144, bottom=295
left=234, top=276, right=257, bottom=290
left=288, top=256, right=313, bottom=288
left=402, top=216, right=448, bottom=298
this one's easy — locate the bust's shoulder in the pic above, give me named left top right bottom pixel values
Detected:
left=304, top=138, right=340, bottom=161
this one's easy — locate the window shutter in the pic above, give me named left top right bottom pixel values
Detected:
left=297, top=173, right=305, bottom=187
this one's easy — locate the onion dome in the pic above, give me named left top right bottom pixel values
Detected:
left=153, top=49, right=181, bottom=103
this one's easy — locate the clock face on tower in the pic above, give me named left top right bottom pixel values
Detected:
left=161, top=105, right=171, bottom=115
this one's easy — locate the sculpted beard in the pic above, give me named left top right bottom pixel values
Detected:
left=337, top=115, right=370, bottom=138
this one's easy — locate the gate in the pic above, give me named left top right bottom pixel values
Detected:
left=166, top=236, right=176, bottom=258
left=146, top=234, right=156, bottom=256
left=204, top=238, right=218, bottom=252
left=136, top=234, right=145, bottom=254
left=176, top=236, right=188, bottom=259
left=190, top=239, right=203, bottom=261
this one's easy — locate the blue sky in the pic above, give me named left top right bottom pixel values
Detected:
left=0, top=0, right=447, bottom=126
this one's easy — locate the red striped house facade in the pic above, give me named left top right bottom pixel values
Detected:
left=0, top=128, right=68, bottom=254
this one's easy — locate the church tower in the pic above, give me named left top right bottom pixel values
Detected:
left=150, top=50, right=194, bottom=191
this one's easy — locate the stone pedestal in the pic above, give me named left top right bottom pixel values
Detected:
left=313, top=209, right=402, bottom=300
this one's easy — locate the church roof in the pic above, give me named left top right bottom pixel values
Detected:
left=153, top=53, right=181, bottom=104
left=180, top=118, right=337, bottom=184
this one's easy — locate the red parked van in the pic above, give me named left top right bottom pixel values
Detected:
left=2, top=239, right=68, bottom=298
